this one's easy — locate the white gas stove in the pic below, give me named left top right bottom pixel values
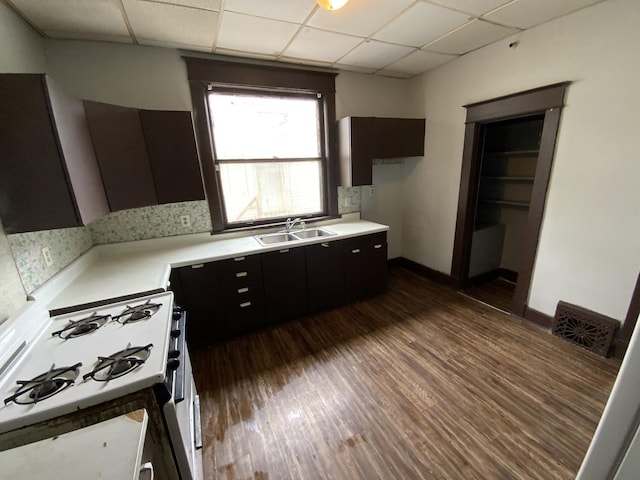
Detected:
left=0, top=291, right=203, bottom=480
left=0, top=291, right=172, bottom=433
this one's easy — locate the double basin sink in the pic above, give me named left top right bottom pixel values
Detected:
left=254, top=227, right=336, bottom=247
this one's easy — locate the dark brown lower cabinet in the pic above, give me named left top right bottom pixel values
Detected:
left=217, top=255, right=266, bottom=338
left=171, top=263, right=226, bottom=349
left=170, top=232, right=387, bottom=349
left=344, top=233, right=388, bottom=303
left=261, top=247, right=308, bottom=325
left=305, top=240, right=345, bottom=312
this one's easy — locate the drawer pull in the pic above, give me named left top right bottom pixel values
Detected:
left=374, top=244, right=383, bottom=249
left=237, top=287, right=249, bottom=294
left=236, top=271, right=248, bottom=278
left=191, top=264, right=204, bottom=269
left=321, top=243, right=330, bottom=248
left=240, top=301, right=251, bottom=308
left=279, top=249, right=289, bottom=253
left=351, top=249, right=361, bottom=254
left=233, top=256, right=245, bottom=262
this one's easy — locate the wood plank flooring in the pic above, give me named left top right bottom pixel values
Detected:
left=462, top=277, right=516, bottom=313
left=191, top=267, right=619, bottom=480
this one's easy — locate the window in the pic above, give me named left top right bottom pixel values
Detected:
left=208, top=90, right=324, bottom=225
left=184, top=58, right=338, bottom=232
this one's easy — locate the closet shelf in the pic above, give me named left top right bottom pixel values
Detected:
left=479, top=198, right=530, bottom=208
left=482, top=176, right=535, bottom=182
left=484, top=149, right=539, bottom=157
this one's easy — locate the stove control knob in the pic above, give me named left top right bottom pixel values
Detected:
left=168, top=349, right=180, bottom=359
left=172, top=310, right=182, bottom=320
left=167, top=358, right=180, bottom=371
left=170, top=329, right=181, bottom=338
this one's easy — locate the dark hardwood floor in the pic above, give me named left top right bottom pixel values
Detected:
left=462, top=277, right=516, bottom=313
left=191, top=267, right=619, bottom=480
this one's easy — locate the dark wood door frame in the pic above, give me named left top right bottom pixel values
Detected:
left=451, top=83, right=570, bottom=317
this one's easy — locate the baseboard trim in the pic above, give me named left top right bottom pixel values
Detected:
left=523, top=307, right=553, bottom=329
left=389, top=257, right=456, bottom=288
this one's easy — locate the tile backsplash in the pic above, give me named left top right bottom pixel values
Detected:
left=9, top=189, right=360, bottom=293
left=89, top=200, right=211, bottom=245
left=7, top=226, right=93, bottom=293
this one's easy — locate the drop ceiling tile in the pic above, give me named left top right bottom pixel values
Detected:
left=10, top=0, right=130, bottom=39
left=145, top=0, right=221, bottom=10
left=217, top=12, right=299, bottom=56
left=337, top=40, right=414, bottom=69
left=283, top=27, right=363, bottom=63
left=215, top=48, right=278, bottom=60
left=224, top=0, right=316, bottom=23
left=373, top=2, right=471, bottom=47
left=44, top=30, right=133, bottom=44
left=308, top=0, right=414, bottom=37
left=484, top=0, right=603, bottom=29
left=123, top=0, right=218, bottom=48
left=425, top=19, right=518, bottom=55
left=336, top=64, right=377, bottom=74
left=427, top=0, right=512, bottom=16
left=383, top=49, right=457, bottom=75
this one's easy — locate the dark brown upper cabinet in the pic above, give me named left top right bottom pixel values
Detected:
left=338, top=117, right=425, bottom=186
left=84, top=102, right=205, bottom=212
left=83, top=101, right=159, bottom=211
left=139, top=110, right=205, bottom=204
left=0, top=74, right=109, bottom=234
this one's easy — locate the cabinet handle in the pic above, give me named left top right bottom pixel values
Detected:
left=279, top=249, right=289, bottom=253
left=374, top=244, right=383, bottom=249
left=191, top=264, right=204, bottom=269
left=237, top=287, right=249, bottom=294
left=351, top=249, right=361, bottom=254
left=240, top=301, right=252, bottom=308
left=233, top=256, right=245, bottom=262
left=321, top=243, right=330, bottom=248
left=236, top=271, right=248, bottom=278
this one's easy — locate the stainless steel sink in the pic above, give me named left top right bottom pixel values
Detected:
left=255, top=233, right=298, bottom=246
left=292, top=228, right=336, bottom=239
left=254, top=227, right=336, bottom=246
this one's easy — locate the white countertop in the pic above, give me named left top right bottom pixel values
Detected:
left=0, top=409, right=149, bottom=480
left=31, top=215, right=388, bottom=312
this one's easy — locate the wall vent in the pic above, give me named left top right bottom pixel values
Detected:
left=552, top=301, right=618, bottom=357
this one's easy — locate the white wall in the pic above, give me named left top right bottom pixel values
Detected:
left=335, top=72, right=420, bottom=258
left=43, top=46, right=415, bottom=257
left=407, top=0, right=640, bottom=320
left=0, top=2, right=47, bottom=322
left=45, top=40, right=190, bottom=109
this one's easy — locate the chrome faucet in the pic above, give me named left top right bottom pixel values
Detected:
left=284, top=217, right=302, bottom=233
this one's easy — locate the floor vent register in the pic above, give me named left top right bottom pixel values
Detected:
left=552, top=301, right=618, bottom=357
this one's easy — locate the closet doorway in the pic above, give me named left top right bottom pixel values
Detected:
left=451, top=83, right=569, bottom=317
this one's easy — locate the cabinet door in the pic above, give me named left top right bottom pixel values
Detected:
left=217, top=255, right=265, bottom=339
left=0, top=74, right=86, bottom=232
left=139, top=110, right=205, bottom=204
left=261, top=247, right=308, bottom=325
left=83, top=101, right=158, bottom=211
left=305, top=240, right=344, bottom=312
left=175, top=263, right=227, bottom=349
left=344, top=233, right=388, bottom=303
left=374, top=118, right=425, bottom=158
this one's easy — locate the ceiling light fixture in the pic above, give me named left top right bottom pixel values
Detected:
left=316, top=0, right=349, bottom=11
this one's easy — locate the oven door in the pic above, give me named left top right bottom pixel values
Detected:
left=163, top=311, right=203, bottom=480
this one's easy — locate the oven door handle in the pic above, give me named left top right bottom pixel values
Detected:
left=173, top=310, right=187, bottom=403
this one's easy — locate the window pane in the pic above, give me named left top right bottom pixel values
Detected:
left=209, top=93, right=321, bottom=160
left=220, top=161, right=323, bottom=223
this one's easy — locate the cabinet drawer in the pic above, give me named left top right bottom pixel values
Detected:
left=217, top=254, right=263, bottom=293
left=343, top=232, right=387, bottom=252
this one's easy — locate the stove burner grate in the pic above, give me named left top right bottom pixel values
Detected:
left=114, top=301, right=162, bottom=325
left=3, top=363, right=82, bottom=405
left=83, top=344, right=153, bottom=382
left=51, top=313, right=110, bottom=339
